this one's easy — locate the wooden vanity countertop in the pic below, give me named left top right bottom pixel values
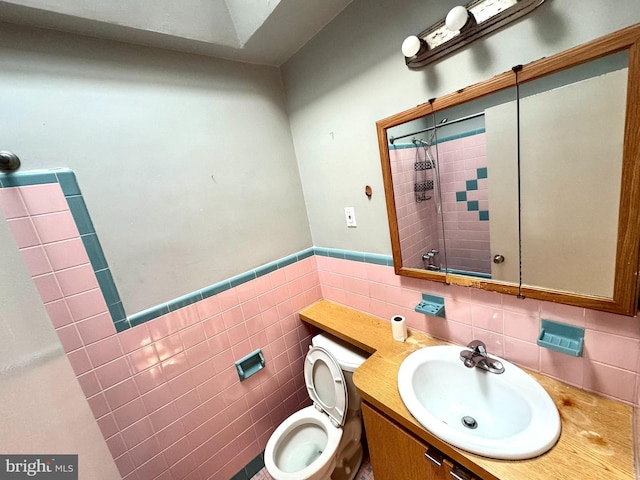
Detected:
left=299, top=299, right=636, bottom=480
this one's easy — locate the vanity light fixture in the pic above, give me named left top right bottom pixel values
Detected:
left=402, top=0, right=547, bottom=69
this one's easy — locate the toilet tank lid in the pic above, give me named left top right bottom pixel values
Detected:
left=311, top=334, right=369, bottom=372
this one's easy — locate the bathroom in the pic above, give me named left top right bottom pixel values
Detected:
left=2, top=0, right=640, bottom=479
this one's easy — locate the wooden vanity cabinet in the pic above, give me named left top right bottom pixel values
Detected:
left=362, top=403, right=480, bottom=480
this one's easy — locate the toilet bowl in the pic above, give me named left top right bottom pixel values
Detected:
left=264, top=334, right=368, bottom=480
left=264, top=406, right=341, bottom=480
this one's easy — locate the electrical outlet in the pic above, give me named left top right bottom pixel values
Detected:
left=345, top=207, right=357, bottom=227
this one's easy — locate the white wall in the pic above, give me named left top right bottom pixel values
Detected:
left=0, top=214, right=120, bottom=479
left=281, top=0, right=640, bottom=255
left=0, top=22, right=312, bottom=314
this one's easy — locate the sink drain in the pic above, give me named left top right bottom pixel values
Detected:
left=461, top=416, right=478, bottom=429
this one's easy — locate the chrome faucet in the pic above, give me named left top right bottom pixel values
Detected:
left=460, top=340, right=505, bottom=374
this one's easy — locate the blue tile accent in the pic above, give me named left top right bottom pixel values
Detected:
left=107, top=301, right=127, bottom=324
left=66, top=195, right=95, bottom=235
left=467, top=200, right=479, bottom=211
left=477, top=167, right=488, bottom=179
left=0, top=171, right=57, bottom=187
left=296, top=248, right=314, bottom=260
left=128, top=304, right=170, bottom=327
left=345, top=251, right=366, bottom=262
left=456, top=191, right=467, bottom=202
left=114, top=319, right=131, bottom=333
left=232, top=452, right=265, bottom=480
left=200, top=281, right=231, bottom=299
left=479, top=210, right=490, bottom=221
left=95, top=269, right=121, bottom=306
left=229, top=271, right=257, bottom=288
left=276, top=254, right=298, bottom=269
left=168, top=291, right=203, bottom=311
left=314, top=247, right=330, bottom=257
left=81, top=233, right=109, bottom=271
left=327, top=249, right=346, bottom=259
left=466, top=179, right=478, bottom=191
left=435, top=128, right=486, bottom=145
left=365, top=253, right=393, bottom=266
left=55, top=170, right=82, bottom=196
left=254, top=262, right=278, bottom=277
left=447, top=268, right=491, bottom=279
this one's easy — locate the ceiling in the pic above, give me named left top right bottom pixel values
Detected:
left=0, top=0, right=354, bottom=65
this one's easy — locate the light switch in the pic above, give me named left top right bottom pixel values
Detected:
left=345, top=207, right=357, bottom=227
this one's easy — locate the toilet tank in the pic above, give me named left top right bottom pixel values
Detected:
left=311, top=333, right=369, bottom=411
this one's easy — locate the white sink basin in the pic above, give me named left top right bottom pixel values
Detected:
left=398, top=345, right=561, bottom=460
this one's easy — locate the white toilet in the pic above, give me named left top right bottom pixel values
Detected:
left=264, top=333, right=368, bottom=480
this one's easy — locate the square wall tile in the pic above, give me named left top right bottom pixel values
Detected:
left=7, top=217, right=41, bottom=248
left=66, top=288, right=109, bottom=321
left=104, top=378, right=140, bottom=411
left=44, top=238, right=91, bottom=271
left=44, top=299, right=74, bottom=328
left=20, top=246, right=52, bottom=276
left=86, top=335, right=124, bottom=368
left=31, top=211, right=79, bottom=244
left=55, top=264, right=99, bottom=296
left=584, top=330, right=640, bottom=371
left=583, top=362, right=637, bottom=403
left=76, top=312, right=116, bottom=345
left=33, top=273, right=63, bottom=303
left=540, top=348, right=584, bottom=388
left=0, top=187, right=28, bottom=218
left=19, top=183, right=68, bottom=215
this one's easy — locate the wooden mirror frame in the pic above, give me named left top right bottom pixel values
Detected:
left=377, top=25, right=640, bottom=316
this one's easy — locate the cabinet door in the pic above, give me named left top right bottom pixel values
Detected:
left=362, top=403, right=447, bottom=480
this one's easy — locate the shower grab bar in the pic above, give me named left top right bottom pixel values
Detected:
left=389, top=111, right=485, bottom=144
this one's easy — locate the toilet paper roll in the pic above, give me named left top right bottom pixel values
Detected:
left=391, top=315, right=407, bottom=342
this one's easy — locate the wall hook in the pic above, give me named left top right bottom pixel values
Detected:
left=0, top=151, right=21, bottom=172
left=365, top=185, right=372, bottom=199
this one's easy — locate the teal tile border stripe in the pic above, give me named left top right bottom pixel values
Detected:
left=1, top=169, right=394, bottom=333
left=231, top=451, right=264, bottom=480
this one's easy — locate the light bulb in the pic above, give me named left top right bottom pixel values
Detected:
left=446, top=6, right=470, bottom=31
left=401, top=36, right=422, bottom=57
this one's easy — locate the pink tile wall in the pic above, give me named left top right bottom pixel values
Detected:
left=0, top=183, right=322, bottom=480
left=437, top=134, right=491, bottom=274
left=316, top=255, right=640, bottom=406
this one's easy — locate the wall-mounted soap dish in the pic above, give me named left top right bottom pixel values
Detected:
left=235, top=349, right=265, bottom=381
left=537, top=319, right=584, bottom=357
left=415, top=293, right=445, bottom=318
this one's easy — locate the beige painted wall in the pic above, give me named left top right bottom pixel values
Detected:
left=0, top=22, right=312, bottom=314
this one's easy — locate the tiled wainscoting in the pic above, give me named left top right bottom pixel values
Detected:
left=3, top=172, right=640, bottom=480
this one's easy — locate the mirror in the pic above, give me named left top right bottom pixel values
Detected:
left=377, top=25, right=640, bottom=316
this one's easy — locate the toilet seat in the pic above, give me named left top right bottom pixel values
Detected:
left=265, top=346, right=351, bottom=480
left=304, top=346, right=349, bottom=427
